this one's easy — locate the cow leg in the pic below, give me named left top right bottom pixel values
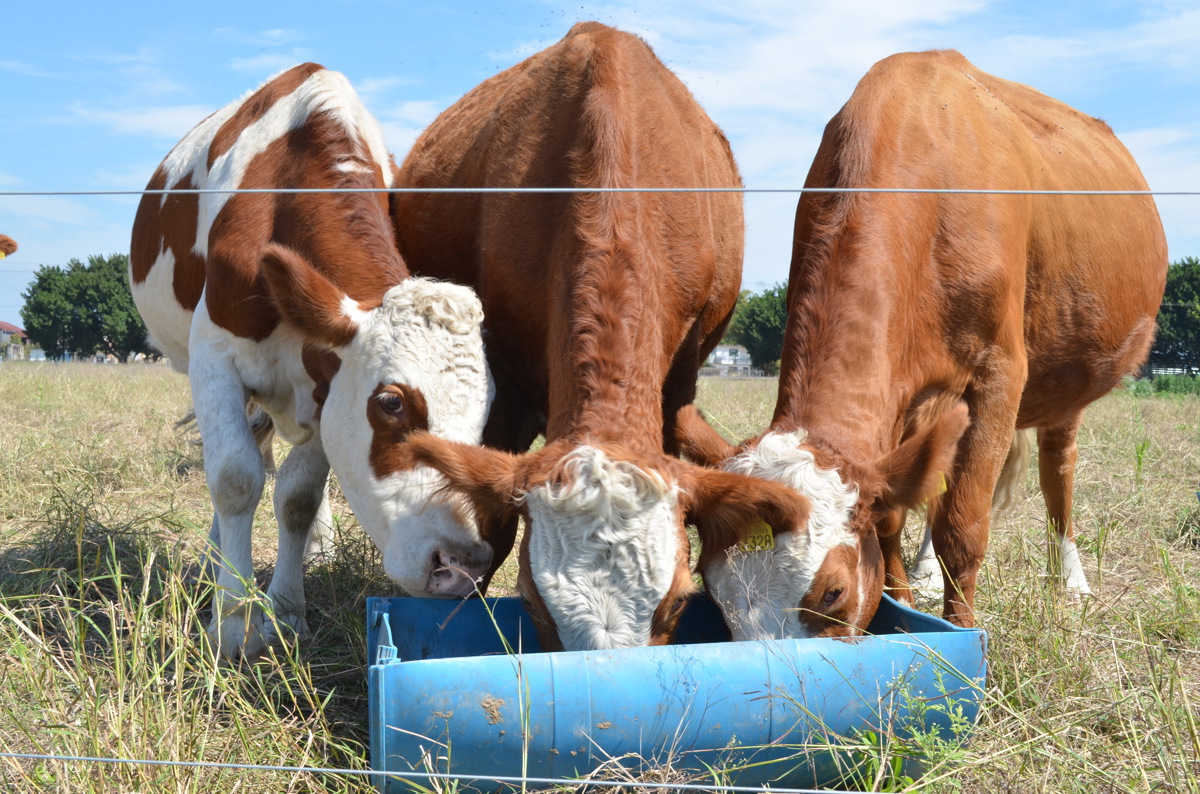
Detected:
left=878, top=509, right=914, bottom=604
left=930, top=386, right=1024, bottom=627
left=266, top=435, right=332, bottom=638
left=191, top=361, right=269, bottom=658
left=660, top=321, right=707, bottom=459
left=1037, top=418, right=1092, bottom=596
left=673, top=403, right=737, bottom=467
left=928, top=469, right=993, bottom=627
left=908, top=520, right=945, bottom=599
left=201, top=401, right=280, bottom=588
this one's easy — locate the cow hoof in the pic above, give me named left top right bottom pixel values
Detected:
left=208, top=607, right=270, bottom=659
left=272, top=608, right=311, bottom=639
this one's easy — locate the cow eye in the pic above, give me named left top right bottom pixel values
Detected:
left=822, top=588, right=843, bottom=608
left=377, top=392, right=405, bottom=417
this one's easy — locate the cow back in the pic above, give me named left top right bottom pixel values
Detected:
left=779, top=49, right=1167, bottom=445
left=393, top=22, right=744, bottom=449
left=130, top=63, right=405, bottom=367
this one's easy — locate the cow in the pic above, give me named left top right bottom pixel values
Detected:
left=0, top=235, right=16, bottom=259
left=692, top=49, right=1168, bottom=640
left=390, top=22, right=815, bottom=652
left=129, top=63, right=493, bottom=657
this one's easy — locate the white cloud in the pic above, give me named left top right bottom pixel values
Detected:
left=92, top=161, right=166, bottom=191
left=389, top=100, right=442, bottom=125
left=356, top=75, right=418, bottom=96
left=230, top=51, right=310, bottom=74
left=380, top=121, right=431, bottom=161
left=82, top=46, right=162, bottom=66
left=0, top=60, right=53, bottom=78
left=72, top=103, right=214, bottom=140
left=215, top=27, right=305, bottom=47
left=377, top=99, right=447, bottom=156
left=0, top=195, right=103, bottom=228
left=1119, top=124, right=1200, bottom=259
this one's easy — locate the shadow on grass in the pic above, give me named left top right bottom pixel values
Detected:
left=0, top=481, right=420, bottom=792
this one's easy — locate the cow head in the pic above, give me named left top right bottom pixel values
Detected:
left=404, top=434, right=813, bottom=651
left=703, top=403, right=969, bottom=640
left=262, top=243, right=495, bottom=598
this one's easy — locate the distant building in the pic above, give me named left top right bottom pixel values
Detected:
left=704, top=344, right=755, bottom=376
left=0, top=320, right=27, bottom=361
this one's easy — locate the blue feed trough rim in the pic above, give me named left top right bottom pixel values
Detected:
left=367, top=592, right=987, bottom=792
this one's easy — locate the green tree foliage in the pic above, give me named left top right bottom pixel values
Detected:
left=19, top=253, right=151, bottom=362
left=724, top=282, right=787, bottom=374
left=1150, top=256, right=1200, bottom=374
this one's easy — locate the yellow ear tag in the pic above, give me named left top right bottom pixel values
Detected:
left=737, top=519, right=775, bottom=553
left=0, top=252, right=6, bottom=260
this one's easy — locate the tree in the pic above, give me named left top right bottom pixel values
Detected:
left=1149, top=256, right=1200, bottom=374
left=724, top=282, right=787, bottom=374
left=20, top=253, right=152, bottom=362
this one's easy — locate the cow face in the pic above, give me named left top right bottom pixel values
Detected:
left=262, top=244, right=495, bottom=597
left=704, top=404, right=969, bottom=640
left=405, top=434, right=814, bottom=651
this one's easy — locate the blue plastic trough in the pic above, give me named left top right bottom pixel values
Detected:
left=367, top=593, right=986, bottom=792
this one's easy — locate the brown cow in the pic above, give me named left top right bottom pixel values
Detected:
left=130, top=64, right=493, bottom=657
left=695, top=49, right=1167, bottom=640
left=391, top=22, right=814, bottom=651
left=0, top=235, right=16, bottom=258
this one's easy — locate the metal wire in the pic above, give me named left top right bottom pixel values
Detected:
left=0, top=187, right=1197, bottom=196
left=0, top=751, right=863, bottom=793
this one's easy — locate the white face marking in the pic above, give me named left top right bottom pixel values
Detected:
left=320, top=277, right=496, bottom=597
left=703, top=430, right=858, bottom=641
left=524, top=447, right=681, bottom=651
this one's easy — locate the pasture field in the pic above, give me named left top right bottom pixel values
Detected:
left=0, top=362, right=1197, bottom=793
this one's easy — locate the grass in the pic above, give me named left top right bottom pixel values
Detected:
left=0, top=363, right=1198, bottom=792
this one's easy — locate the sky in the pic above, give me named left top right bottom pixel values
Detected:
left=2, top=0, right=1198, bottom=325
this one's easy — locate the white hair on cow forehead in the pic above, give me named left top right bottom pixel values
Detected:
left=523, top=447, right=680, bottom=650
left=349, top=277, right=492, bottom=442
left=726, top=431, right=858, bottom=547
left=704, top=430, right=859, bottom=641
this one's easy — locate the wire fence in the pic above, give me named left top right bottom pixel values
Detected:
left=0, top=751, right=869, bottom=794
left=2, top=186, right=1200, bottom=196
left=1, top=181, right=1195, bottom=789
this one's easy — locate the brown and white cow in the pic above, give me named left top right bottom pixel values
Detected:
left=390, top=23, right=814, bottom=651
left=129, top=63, right=493, bottom=657
left=694, top=49, right=1168, bottom=640
left=0, top=235, right=16, bottom=259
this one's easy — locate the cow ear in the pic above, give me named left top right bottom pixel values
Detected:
left=674, top=404, right=737, bottom=467
left=875, top=402, right=970, bottom=512
left=681, top=464, right=812, bottom=570
left=406, top=431, right=524, bottom=516
left=261, top=243, right=361, bottom=349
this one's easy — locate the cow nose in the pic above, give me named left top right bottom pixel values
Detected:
left=427, top=549, right=481, bottom=596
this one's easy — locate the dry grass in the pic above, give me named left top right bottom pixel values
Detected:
left=0, top=364, right=1197, bottom=792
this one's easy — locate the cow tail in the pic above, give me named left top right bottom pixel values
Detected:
left=992, top=428, right=1033, bottom=514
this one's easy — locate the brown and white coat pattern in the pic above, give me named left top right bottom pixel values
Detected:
left=393, top=23, right=815, bottom=652
left=130, top=64, right=492, bottom=657
left=701, top=50, right=1166, bottom=639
